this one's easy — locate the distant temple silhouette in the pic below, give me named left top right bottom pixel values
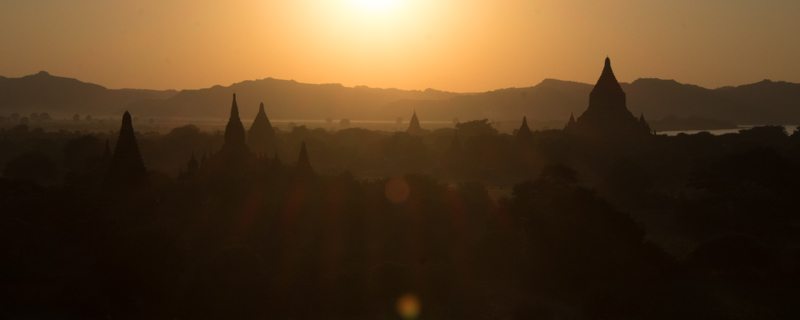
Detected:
left=221, top=93, right=250, bottom=157
left=247, top=102, right=276, bottom=154
left=565, top=57, right=651, bottom=140
left=178, top=93, right=311, bottom=179
left=513, top=116, right=534, bottom=149
left=104, top=111, right=148, bottom=189
left=407, top=110, right=423, bottom=135
left=295, top=141, right=314, bottom=177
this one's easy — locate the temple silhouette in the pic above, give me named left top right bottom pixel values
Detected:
left=565, top=57, right=652, bottom=140
left=104, top=111, right=149, bottom=190
left=406, top=110, right=423, bottom=135
left=184, top=93, right=310, bottom=180
left=513, top=116, right=534, bottom=149
left=103, top=59, right=650, bottom=189
left=247, top=102, right=276, bottom=155
left=104, top=93, right=312, bottom=187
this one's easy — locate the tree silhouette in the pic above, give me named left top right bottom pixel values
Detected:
left=3, top=150, right=57, bottom=183
left=455, top=119, right=498, bottom=138
left=63, top=135, right=105, bottom=172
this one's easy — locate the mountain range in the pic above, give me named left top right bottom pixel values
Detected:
left=1, top=71, right=799, bottom=125
left=0, top=71, right=177, bottom=118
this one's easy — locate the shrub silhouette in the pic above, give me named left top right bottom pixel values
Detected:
left=4, top=150, right=57, bottom=183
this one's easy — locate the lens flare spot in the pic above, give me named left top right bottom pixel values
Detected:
left=385, top=177, right=410, bottom=204
left=396, top=293, right=420, bottom=319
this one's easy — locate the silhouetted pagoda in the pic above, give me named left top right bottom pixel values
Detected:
left=565, top=113, right=576, bottom=129
left=221, top=93, right=250, bottom=157
left=104, top=111, right=148, bottom=189
left=247, top=102, right=276, bottom=154
left=198, top=94, right=259, bottom=179
left=407, top=110, right=423, bottom=135
left=295, top=141, right=314, bottom=177
left=513, top=116, right=534, bottom=149
left=565, top=57, right=651, bottom=140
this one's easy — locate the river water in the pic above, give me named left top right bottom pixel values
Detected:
left=659, top=125, right=798, bottom=136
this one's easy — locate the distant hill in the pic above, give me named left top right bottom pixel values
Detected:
left=623, top=78, right=800, bottom=125
left=387, top=78, right=800, bottom=125
left=2, top=71, right=799, bottom=126
left=385, top=79, right=593, bottom=122
left=648, top=115, right=739, bottom=132
left=126, top=78, right=461, bottom=120
left=0, top=71, right=177, bottom=117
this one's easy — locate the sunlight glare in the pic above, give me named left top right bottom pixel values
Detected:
left=351, top=0, right=401, bottom=12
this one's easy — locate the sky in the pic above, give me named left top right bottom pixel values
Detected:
left=1, top=0, right=798, bottom=92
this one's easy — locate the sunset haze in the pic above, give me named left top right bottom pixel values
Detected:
left=1, top=0, right=799, bottom=92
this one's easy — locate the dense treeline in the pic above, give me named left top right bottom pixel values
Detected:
left=2, top=122, right=800, bottom=319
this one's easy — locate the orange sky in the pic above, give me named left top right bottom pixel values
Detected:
left=1, top=0, right=798, bottom=92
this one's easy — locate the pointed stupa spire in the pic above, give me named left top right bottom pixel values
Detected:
left=223, top=93, right=247, bottom=153
left=588, top=57, right=626, bottom=108
left=639, top=112, right=651, bottom=134
left=247, top=101, right=276, bottom=154
left=513, top=116, right=533, bottom=149
left=565, top=112, right=576, bottom=129
left=295, top=142, right=313, bottom=174
left=104, top=111, right=148, bottom=189
left=407, top=110, right=422, bottom=135
left=230, top=93, right=239, bottom=117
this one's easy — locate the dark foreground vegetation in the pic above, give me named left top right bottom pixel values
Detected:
left=2, top=119, right=800, bottom=319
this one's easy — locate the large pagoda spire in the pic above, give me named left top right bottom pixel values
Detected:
left=567, top=57, right=646, bottom=141
left=587, top=57, right=627, bottom=111
left=104, top=111, right=148, bottom=189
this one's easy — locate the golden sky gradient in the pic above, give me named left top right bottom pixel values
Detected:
left=1, top=0, right=798, bottom=92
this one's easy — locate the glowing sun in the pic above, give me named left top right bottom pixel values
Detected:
left=351, top=0, right=401, bottom=12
